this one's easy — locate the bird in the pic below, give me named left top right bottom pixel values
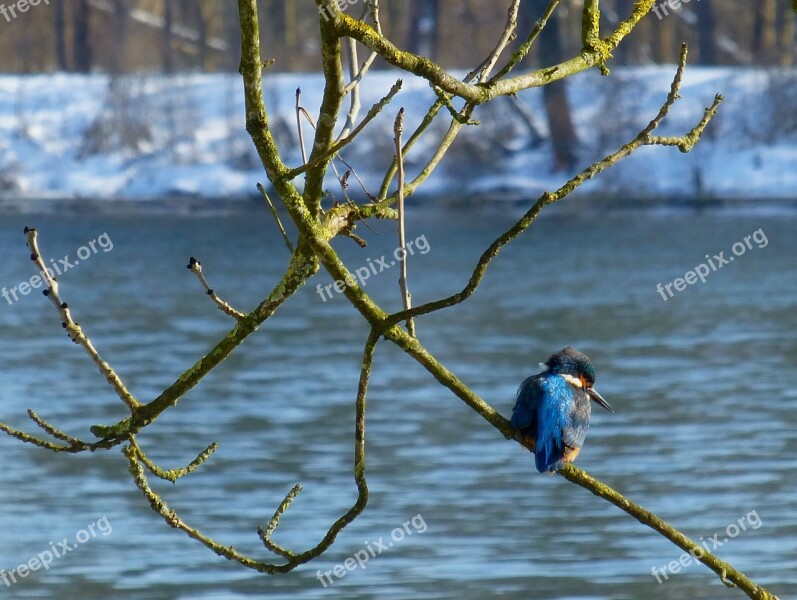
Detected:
left=511, top=346, right=613, bottom=474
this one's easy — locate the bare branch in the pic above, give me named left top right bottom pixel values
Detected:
left=257, top=183, right=295, bottom=253
left=24, top=226, right=140, bottom=411
left=295, top=88, right=308, bottom=165
left=469, top=0, right=521, bottom=84
left=332, top=1, right=656, bottom=102
left=187, top=257, right=246, bottom=321
left=284, top=79, right=403, bottom=181
left=257, top=484, right=303, bottom=559
left=341, top=0, right=382, bottom=95
left=130, top=436, right=219, bottom=484
left=393, top=109, right=415, bottom=336
left=489, top=0, right=560, bottom=82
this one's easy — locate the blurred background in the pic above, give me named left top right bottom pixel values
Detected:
left=0, top=2, right=796, bottom=600
left=1, top=0, right=796, bottom=205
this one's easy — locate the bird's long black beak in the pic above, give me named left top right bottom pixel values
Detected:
left=588, top=387, right=613, bottom=412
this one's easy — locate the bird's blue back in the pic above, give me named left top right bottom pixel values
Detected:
left=511, top=373, right=591, bottom=473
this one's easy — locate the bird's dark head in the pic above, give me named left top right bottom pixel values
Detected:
left=545, top=346, right=612, bottom=412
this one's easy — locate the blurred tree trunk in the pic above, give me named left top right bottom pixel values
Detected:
left=650, top=9, right=674, bottom=63
left=612, top=0, right=635, bottom=64
left=110, top=0, right=127, bottom=74
left=262, top=0, right=285, bottom=67
left=385, top=0, right=405, bottom=40
left=163, top=0, right=174, bottom=73
left=73, top=0, right=93, bottom=73
left=777, top=1, right=795, bottom=66
left=753, top=0, right=777, bottom=64
left=407, top=0, right=440, bottom=60
left=522, top=0, right=577, bottom=170
left=196, top=0, right=208, bottom=71
left=694, top=0, right=717, bottom=65
left=53, top=0, right=68, bottom=71
left=284, top=0, right=297, bottom=54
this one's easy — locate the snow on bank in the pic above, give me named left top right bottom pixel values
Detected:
left=0, top=67, right=795, bottom=210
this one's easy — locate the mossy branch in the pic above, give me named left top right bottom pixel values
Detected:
left=332, top=0, right=657, bottom=102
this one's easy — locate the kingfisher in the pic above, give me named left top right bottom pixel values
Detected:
left=511, top=347, right=613, bottom=474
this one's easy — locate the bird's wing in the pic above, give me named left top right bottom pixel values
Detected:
left=511, top=374, right=542, bottom=432
left=534, top=375, right=573, bottom=472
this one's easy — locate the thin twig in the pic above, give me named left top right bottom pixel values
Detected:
left=341, top=0, right=382, bottom=95
left=187, top=257, right=246, bottom=321
left=129, top=436, right=219, bottom=484
left=393, top=109, right=415, bottom=336
left=284, top=79, right=402, bottom=180
left=27, top=409, right=86, bottom=446
left=257, top=183, right=295, bottom=253
left=490, top=0, right=560, bottom=83
left=468, top=0, right=522, bottom=83
left=295, top=87, right=307, bottom=165
left=257, top=484, right=303, bottom=559
left=23, top=226, right=140, bottom=411
left=339, top=38, right=361, bottom=140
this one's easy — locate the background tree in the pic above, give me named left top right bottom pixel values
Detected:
left=533, top=0, right=577, bottom=170
left=72, top=0, right=92, bottom=72
left=406, top=0, right=440, bottom=60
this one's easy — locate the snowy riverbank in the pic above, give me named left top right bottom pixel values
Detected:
left=1, top=67, right=796, bottom=211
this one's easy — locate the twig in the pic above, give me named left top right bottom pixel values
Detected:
left=393, top=109, right=415, bottom=336
left=490, top=0, right=560, bottom=83
left=257, top=484, right=303, bottom=559
left=295, top=87, right=307, bottom=165
left=341, top=0, right=382, bottom=95
left=23, top=226, right=140, bottom=411
left=339, top=38, right=361, bottom=141
left=257, top=183, right=295, bottom=253
left=284, top=79, right=402, bottom=180
left=0, top=413, right=127, bottom=453
left=27, top=409, right=87, bottom=447
left=129, top=436, right=219, bottom=484
left=187, top=257, right=246, bottom=321
left=468, top=0, right=522, bottom=84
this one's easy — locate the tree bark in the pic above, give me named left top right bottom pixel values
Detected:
left=72, top=0, right=93, bottom=73
left=522, top=0, right=578, bottom=170
left=406, top=0, right=440, bottom=60
left=694, top=0, right=717, bottom=65
left=753, top=0, right=777, bottom=64
left=53, top=0, right=68, bottom=71
left=162, top=0, right=174, bottom=73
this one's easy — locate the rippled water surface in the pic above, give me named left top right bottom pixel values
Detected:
left=0, top=208, right=795, bottom=599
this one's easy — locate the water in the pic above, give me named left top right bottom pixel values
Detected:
left=0, top=208, right=795, bottom=599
